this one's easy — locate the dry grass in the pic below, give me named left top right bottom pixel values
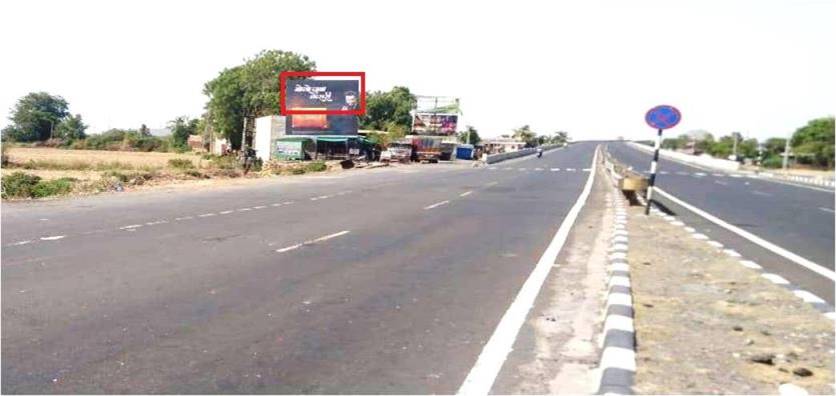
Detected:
left=5, top=147, right=202, bottom=168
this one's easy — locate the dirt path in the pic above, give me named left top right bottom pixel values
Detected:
left=628, top=203, right=835, bottom=394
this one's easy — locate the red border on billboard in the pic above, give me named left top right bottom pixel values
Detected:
left=279, top=71, right=366, bottom=116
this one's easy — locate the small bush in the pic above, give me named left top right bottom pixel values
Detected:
left=761, top=155, right=784, bottom=169
left=31, top=178, right=74, bottom=198
left=209, top=155, right=237, bottom=170
left=2, top=172, right=74, bottom=199
left=183, top=169, right=205, bottom=178
left=304, top=161, right=327, bottom=172
left=291, top=167, right=306, bottom=175
left=2, top=172, right=41, bottom=198
left=168, top=158, right=195, bottom=169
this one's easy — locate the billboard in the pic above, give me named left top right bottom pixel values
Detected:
left=412, top=113, right=458, bottom=135
left=285, top=80, right=360, bottom=111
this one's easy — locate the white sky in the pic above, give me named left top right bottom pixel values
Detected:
left=1, top=0, right=833, bottom=140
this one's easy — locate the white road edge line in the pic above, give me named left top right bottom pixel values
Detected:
left=655, top=187, right=836, bottom=281
left=457, top=147, right=598, bottom=395
left=459, top=191, right=473, bottom=197
left=40, top=235, right=65, bottom=241
left=424, top=200, right=450, bottom=210
left=819, top=207, right=835, bottom=214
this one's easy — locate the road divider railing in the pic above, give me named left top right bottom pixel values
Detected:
left=482, top=143, right=565, bottom=164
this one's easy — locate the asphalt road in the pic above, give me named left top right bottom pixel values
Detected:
left=606, top=142, right=835, bottom=305
left=2, top=142, right=597, bottom=394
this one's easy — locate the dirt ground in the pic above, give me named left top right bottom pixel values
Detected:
left=5, top=147, right=202, bottom=168
left=628, top=203, right=835, bottom=394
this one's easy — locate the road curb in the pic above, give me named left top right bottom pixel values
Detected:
left=596, top=188, right=636, bottom=395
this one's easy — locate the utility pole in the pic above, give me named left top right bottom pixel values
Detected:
left=732, top=132, right=739, bottom=160
left=782, top=135, right=791, bottom=172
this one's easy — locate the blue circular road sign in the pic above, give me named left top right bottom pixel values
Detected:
left=645, top=105, right=681, bottom=130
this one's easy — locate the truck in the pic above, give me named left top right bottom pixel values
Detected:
left=380, top=140, right=413, bottom=163
left=410, top=136, right=442, bottom=163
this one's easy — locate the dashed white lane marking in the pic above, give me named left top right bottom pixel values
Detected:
left=752, top=190, right=772, bottom=197
left=762, top=273, right=790, bottom=285
left=503, top=167, right=513, bottom=171
left=819, top=207, right=835, bottom=214
left=309, top=230, right=350, bottom=243
left=270, top=203, right=282, bottom=207
left=518, top=168, right=527, bottom=171
left=253, top=205, right=267, bottom=209
left=219, top=210, right=234, bottom=214
left=459, top=191, right=473, bottom=197
left=457, top=147, right=598, bottom=395
left=550, top=168, right=560, bottom=171
left=489, top=167, right=498, bottom=170
left=715, top=180, right=729, bottom=186
left=655, top=187, right=836, bottom=282
left=676, top=171, right=688, bottom=176
left=730, top=174, right=744, bottom=178
left=145, top=220, right=168, bottom=226
left=120, top=224, right=143, bottom=230
left=237, top=208, right=252, bottom=212
left=276, top=243, right=303, bottom=253
left=793, top=290, right=826, bottom=304
left=11, top=240, right=34, bottom=246
left=485, top=181, right=498, bottom=187
left=566, top=168, right=576, bottom=172
left=40, top=235, right=65, bottom=241
left=534, top=168, right=544, bottom=171
left=694, top=172, right=707, bottom=177
left=582, top=168, right=591, bottom=172
left=424, top=200, right=450, bottom=210
left=712, top=173, right=725, bottom=177
left=283, top=201, right=295, bottom=205
left=198, top=213, right=216, bottom=218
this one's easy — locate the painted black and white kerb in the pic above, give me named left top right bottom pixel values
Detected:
left=597, top=189, right=636, bottom=395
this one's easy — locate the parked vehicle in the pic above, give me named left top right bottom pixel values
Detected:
left=410, top=137, right=442, bottom=163
left=381, top=141, right=413, bottom=163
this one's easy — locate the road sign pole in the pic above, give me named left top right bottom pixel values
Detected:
left=645, top=128, right=663, bottom=215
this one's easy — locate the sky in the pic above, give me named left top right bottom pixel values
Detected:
left=0, top=0, right=833, bottom=140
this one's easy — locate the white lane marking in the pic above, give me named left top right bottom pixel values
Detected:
left=270, top=203, right=282, bottom=207
left=276, top=230, right=351, bottom=253
left=518, top=168, right=527, bottom=171
left=424, top=200, right=450, bottom=210
left=219, top=210, right=234, bottom=214
left=457, top=147, right=598, bottom=395
left=694, top=172, right=707, bottom=177
left=175, top=216, right=193, bottom=221
left=460, top=191, right=473, bottom=197
left=40, top=235, right=65, bottom=241
left=534, top=168, right=544, bottom=171
left=762, top=273, right=790, bottom=285
left=309, top=230, right=350, bottom=243
left=793, top=290, right=826, bottom=304
left=489, top=167, right=498, bottom=170
left=198, top=213, right=216, bottom=217
left=253, top=205, right=267, bottom=209
left=751, top=190, right=772, bottom=197
left=237, top=208, right=252, bottom=212
left=550, top=168, right=560, bottom=171
left=819, top=207, right=835, bottom=214
left=715, top=180, right=729, bottom=186
left=485, top=181, right=498, bottom=187
left=566, top=168, right=576, bottom=172
left=120, top=224, right=143, bottom=230
left=10, top=240, right=34, bottom=246
left=503, top=167, right=513, bottom=171
left=730, top=174, right=744, bottom=178
left=276, top=243, right=303, bottom=253
left=655, top=187, right=836, bottom=282
left=283, top=201, right=295, bottom=205
left=659, top=171, right=668, bottom=175
left=713, top=173, right=725, bottom=177
left=145, top=220, right=168, bottom=226
left=676, top=171, right=689, bottom=176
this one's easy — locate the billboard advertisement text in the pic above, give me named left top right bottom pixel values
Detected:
left=412, top=113, right=458, bottom=135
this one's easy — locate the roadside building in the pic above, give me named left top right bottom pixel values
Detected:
left=482, top=137, right=526, bottom=154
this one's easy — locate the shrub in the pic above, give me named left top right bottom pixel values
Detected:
left=208, top=155, right=237, bottom=170
left=168, top=158, right=195, bottom=169
left=291, top=167, right=306, bottom=175
left=2, top=172, right=74, bottom=198
left=2, top=172, right=41, bottom=198
left=761, top=155, right=784, bottom=169
left=31, top=178, right=74, bottom=197
left=304, top=161, right=327, bottom=172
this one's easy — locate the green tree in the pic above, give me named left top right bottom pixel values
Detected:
left=739, top=138, right=759, bottom=159
left=791, top=117, right=835, bottom=168
left=169, top=116, right=199, bottom=149
left=549, top=131, right=569, bottom=145
left=204, top=50, right=316, bottom=149
left=359, top=86, right=416, bottom=132
left=763, top=137, right=787, bottom=156
left=457, top=125, right=481, bottom=145
left=56, top=114, right=87, bottom=140
left=3, top=92, right=69, bottom=142
left=512, top=125, right=537, bottom=147
left=139, top=124, right=151, bottom=136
